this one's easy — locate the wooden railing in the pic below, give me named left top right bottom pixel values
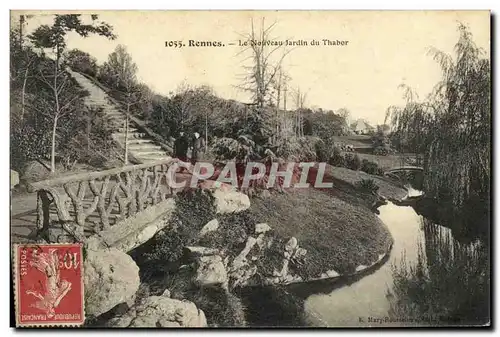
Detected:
left=28, top=159, right=177, bottom=241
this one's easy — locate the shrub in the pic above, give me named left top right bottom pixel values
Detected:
left=373, top=147, right=393, bottom=156
left=315, top=137, right=337, bottom=163
left=361, top=159, right=383, bottom=176
left=355, top=178, right=380, bottom=193
left=144, top=188, right=216, bottom=264
left=328, top=146, right=345, bottom=167
left=65, top=49, right=98, bottom=77
left=296, top=137, right=319, bottom=161
left=345, top=153, right=361, bottom=171
left=197, top=210, right=257, bottom=260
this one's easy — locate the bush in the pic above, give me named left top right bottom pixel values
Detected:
left=197, top=210, right=257, bottom=260
left=355, top=178, right=379, bottom=193
left=328, top=146, right=345, bottom=167
left=211, top=136, right=257, bottom=162
left=65, top=49, right=98, bottom=77
left=144, top=188, right=217, bottom=264
left=314, top=137, right=337, bottom=163
left=345, top=153, right=361, bottom=170
left=373, top=147, right=393, bottom=156
left=361, top=159, right=384, bottom=176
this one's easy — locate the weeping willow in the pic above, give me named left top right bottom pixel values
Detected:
left=387, top=24, right=490, bottom=227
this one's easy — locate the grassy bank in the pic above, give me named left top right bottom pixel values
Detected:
left=327, top=166, right=408, bottom=201
left=131, top=165, right=406, bottom=326
left=249, top=165, right=406, bottom=277
left=250, top=188, right=392, bottom=276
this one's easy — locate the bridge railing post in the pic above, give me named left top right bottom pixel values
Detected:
left=29, top=159, right=175, bottom=243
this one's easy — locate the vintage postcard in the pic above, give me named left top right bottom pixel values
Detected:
left=10, top=10, right=491, bottom=328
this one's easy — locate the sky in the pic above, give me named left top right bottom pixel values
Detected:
left=12, top=10, right=490, bottom=125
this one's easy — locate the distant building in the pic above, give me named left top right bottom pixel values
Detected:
left=350, top=119, right=375, bottom=135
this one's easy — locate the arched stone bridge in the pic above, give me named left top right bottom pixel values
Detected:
left=383, top=165, right=424, bottom=188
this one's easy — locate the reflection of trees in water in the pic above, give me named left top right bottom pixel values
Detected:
left=389, top=219, right=489, bottom=326
left=238, top=285, right=307, bottom=327
left=239, top=252, right=391, bottom=327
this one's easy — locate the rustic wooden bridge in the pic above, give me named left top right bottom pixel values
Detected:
left=24, top=159, right=186, bottom=252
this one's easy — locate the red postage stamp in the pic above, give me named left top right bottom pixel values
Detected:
left=14, top=243, right=84, bottom=327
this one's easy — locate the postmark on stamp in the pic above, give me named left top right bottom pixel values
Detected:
left=14, top=243, right=84, bottom=327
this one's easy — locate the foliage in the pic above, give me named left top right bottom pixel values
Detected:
left=355, top=178, right=379, bottom=193
left=314, top=137, right=337, bottom=163
left=59, top=106, right=119, bottom=169
left=389, top=222, right=490, bottom=325
left=211, top=136, right=258, bottom=163
left=28, top=14, right=115, bottom=57
left=385, top=24, right=490, bottom=237
left=344, top=153, right=361, bottom=171
left=11, top=15, right=116, bottom=173
left=371, top=124, right=394, bottom=156
left=361, top=159, right=384, bottom=176
left=275, top=136, right=318, bottom=161
left=144, top=188, right=217, bottom=263
left=97, top=44, right=137, bottom=92
left=328, top=147, right=346, bottom=167
left=65, top=48, right=98, bottom=76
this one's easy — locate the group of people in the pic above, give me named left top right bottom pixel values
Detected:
left=173, top=131, right=205, bottom=164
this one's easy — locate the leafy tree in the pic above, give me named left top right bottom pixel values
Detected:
left=371, top=124, right=393, bottom=156
left=345, top=153, right=361, bottom=171
left=27, top=14, right=115, bottom=172
left=386, top=24, right=490, bottom=237
left=99, top=44, right=137, bottom=91
left=65, top=48, right=98, bottom=76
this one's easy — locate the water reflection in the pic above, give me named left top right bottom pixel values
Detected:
left=297, top=202, right=425, bottom=327
left=244, top=198, right=488, bottom=327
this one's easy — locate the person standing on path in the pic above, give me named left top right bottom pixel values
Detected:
left=191, top=132, right=205, bottom=165
left=173, top=131, right=189, bottom=163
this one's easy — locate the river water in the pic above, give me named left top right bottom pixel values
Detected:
left=301, top=200, right=429, bottom=327
left=242, top=190, right=482, bottom=327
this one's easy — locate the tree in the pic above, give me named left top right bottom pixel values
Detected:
left=10, top=27, right=39, bottom=121
left=237, top=18, right=292, bottom=109
left=27, top=14, right=115, bottom=172
left=292, top=87, right=308, bottom=137
left=35, top=60, right=85, bottom=171
left=271, top=65, right=291, bottom=141
left=106, top=45, right=139, bottom=164
left=386, top=24, right=490, bottom=237
left=385, top=84, right=430, bottom=162
left=101, top=44, right=138, bottom=91
left=336, top=108, right=351, bottom=134
left=65, top=48, right=98, bottom=76
left=371, top=125, right=393, bottom=156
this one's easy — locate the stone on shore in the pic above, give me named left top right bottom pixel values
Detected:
left=194, top=255, right=228, bottom=288
left=199, top=219, right=219, bottom=237
left=213, top=189, right=250, bottom=214
left=255, top=223, right=272, bottom=234
left=107, top=295, right=207, bottom=328
left=84, top=247, right=140, bottom=318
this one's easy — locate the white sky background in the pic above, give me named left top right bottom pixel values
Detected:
left=13, top=11, right=490, bottom=126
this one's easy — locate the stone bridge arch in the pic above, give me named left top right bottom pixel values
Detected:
left=383, top=166, right=424, bottom=190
